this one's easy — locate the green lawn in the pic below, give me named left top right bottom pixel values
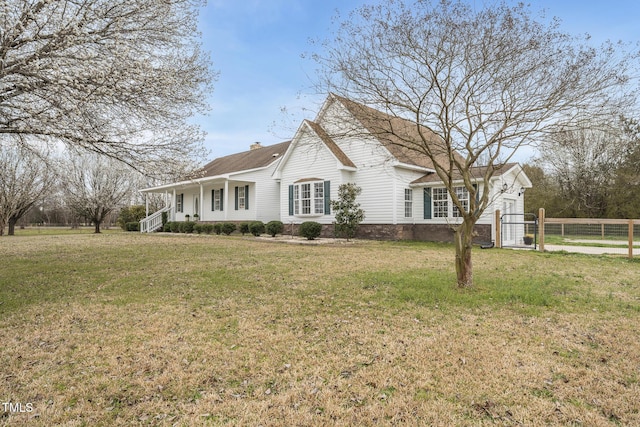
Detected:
left=6, top=225, right=123, bottom=236
left=1, top=232, right=639, bottom=425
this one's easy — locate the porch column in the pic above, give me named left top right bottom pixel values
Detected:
left=145, top=192, right=149, bottom=217
left=172, top=189, right=176, bottom=221
left=200, top=184, right=204, bottom=219
left=224, top=180, right=229, bottom=220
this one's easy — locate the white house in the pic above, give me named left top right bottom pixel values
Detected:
left=140, top=94, right=532, bottom=244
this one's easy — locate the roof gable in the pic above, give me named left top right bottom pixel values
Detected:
left=303, top=120, right=357, bottom=169
left=328, top=94, right=464, bottom=170
left=274, top=119, right=357, bottom=177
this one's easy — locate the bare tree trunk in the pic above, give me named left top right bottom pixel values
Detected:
left=454, top=220, right=475, bottom=288
left=8, top=217, right=17, bottom=236
left=94, top=221, right=101, bottom=234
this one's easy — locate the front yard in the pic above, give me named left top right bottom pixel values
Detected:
left=1, top=232, right=639, bottom=425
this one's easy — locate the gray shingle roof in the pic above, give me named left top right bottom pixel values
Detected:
left=196, top=140, right=291, bottom=178
left=303, top=120, right=357, bottom=168
left=410, top=163, right=519, bottom=185
left=331, top=94, right=465, bottom=170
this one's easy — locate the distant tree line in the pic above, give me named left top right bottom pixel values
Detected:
left=524, top=116, right=640, bottom=219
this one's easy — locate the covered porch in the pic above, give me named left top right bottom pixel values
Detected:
left=139, top=176, right=256, bottom=232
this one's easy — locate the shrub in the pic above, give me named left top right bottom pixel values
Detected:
left=221, top=222, right=237, bottom=235
left=162, top=222, right=172, bottom=232
left=213, top=223, right=223, bottom=235
left=299, top=221, right=322, bottom=240
left=193, top=223, right=203, bottom=234
left=239, top=222, right=250, bottom=236
left=249, top=221, right=265, bottom=236
left=184, top=222, right=195, bottom=233
left=331, top=183, right=365, bottom=241
left=161, top=211, right=168, bottom=229
left=117, top=205, right=146, bottom=230
left=125, top=222, right=140, bottom=232
left=178, top=221, right=195, bottom=233
left=202, top=224, right=214, bottom=234
left=265, top=220, right=284, bottom=237
left=171, top=222, right=180, bottom=233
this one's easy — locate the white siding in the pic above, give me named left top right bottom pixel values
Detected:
left=166, top=160, right=283, bottom=223
left=312, top=101, right=426, bottom=225
left=280, top=127, right=342, bottom=224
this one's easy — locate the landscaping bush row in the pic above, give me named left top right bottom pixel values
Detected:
left=161, top=220, right=286, bottom=237
left=161, top=220, right=323, bottom=240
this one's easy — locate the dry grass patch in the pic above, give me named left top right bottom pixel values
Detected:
left=1, top=233, right=639, bottom=425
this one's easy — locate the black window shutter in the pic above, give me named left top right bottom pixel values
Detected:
left=245, top=185, right=249, bottom=210
left=234, top=186, right=238, bottom=210
left=211, top=189, right=215, bottom=211
left=423, top=188, right=432, bottom=219
left=220, top=188, right=224, bottom=211
left=324, top=181, right=331, bottom=214
left=288, top=185, right=294, bottom=216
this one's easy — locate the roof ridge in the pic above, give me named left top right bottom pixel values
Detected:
left=330, top=95, right=452, bottom=170
left=196, top=140, right=291, bottom=178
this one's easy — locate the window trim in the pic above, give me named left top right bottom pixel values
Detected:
left=290, top=180, right=329, bottom=217
left=176, top=193, right=184, bottom=213
left=430, top=185, right=475, bottom=218
left=212, top=188, right=223, bottom=211
left=234, top=185, right=249, bottom=211
left=237, top=186, right=246, bottom=210
left=432, top=187, right=448, bottom=218
left=404, top=188, right=413, bottom=218
left=452, top=186, right=469, bottom=218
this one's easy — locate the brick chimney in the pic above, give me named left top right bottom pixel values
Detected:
left=250, top=142, right=262, bottom=150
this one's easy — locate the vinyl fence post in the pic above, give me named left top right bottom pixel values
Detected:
left=495, top=209, right=501, bottom=248
left=538, top=208, right=545, bottom=252
left=629, top=220, right=634, bottom=259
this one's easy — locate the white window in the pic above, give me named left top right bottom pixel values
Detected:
left=237, top=186, right=246, bottom=210
left=404, top=189, right=413, bottom=218
left=433, top=188, right=448, bottom=218
left=314, top=182, right=324, bottom=214
left=176, top=193, right=184, bottom=213
left=301, top=183, right=311, bottom=214
left=453, top=186, right=469, bottom=217
left=292, top=181, right=325, bottom=216
left=213, top=189, right=221, bottom=211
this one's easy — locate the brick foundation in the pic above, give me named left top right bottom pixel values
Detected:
left=283, top=222, right=492, bottom=243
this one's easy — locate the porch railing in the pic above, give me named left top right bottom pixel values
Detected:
left=140, top=205, right=172, bottom=233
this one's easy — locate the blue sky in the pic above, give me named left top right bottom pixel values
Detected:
left=196, top=0, right=640, bottom=161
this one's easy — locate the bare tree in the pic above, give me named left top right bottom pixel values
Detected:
left=62, top=153, right=135, bottom=233
left=0, top=143, right=53, bottom=235
left=0, top=0, right=215, bottom=175
left=314, top=0, right=638, bottom=287
left=539, top=122, right=629, bottom=218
